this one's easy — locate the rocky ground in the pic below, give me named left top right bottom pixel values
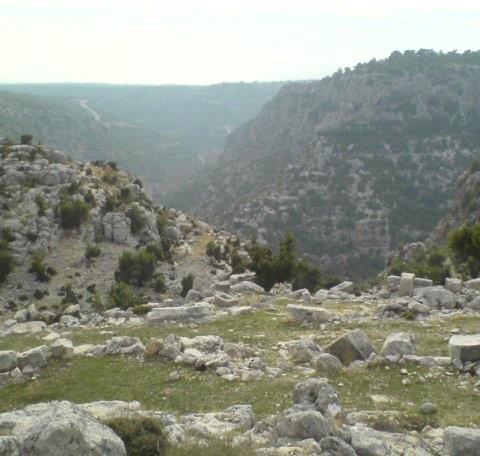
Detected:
left=1, top=234, right=480, bottom=454
left=0, top=142, right=480, bottom=454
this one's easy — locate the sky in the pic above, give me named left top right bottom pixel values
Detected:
left=1, top=0, right=479, bottom=85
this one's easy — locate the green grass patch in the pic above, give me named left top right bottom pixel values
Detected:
left=0, top=357, right=295, bottom=416
left=0, top=334, right=44, bottom=352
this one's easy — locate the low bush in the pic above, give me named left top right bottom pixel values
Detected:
left=85, top=243, right=102, bottom=260
left=34, top=194, right=48, bottom=216
left=109, top=282, right=146, bottom=310
left=206, top=241, right=222, bottom=262
left=181, top=273, right=194, bottom=298
left=153, top=273, right=167, bottom=293
left=29, top=254, right=52, bottom=283
left=106, top=417, right=168, bottom=456
left=57, top=198, right=90, bottom=229
left=0, top=248, right=14, bottom=283
left=127, top=205, right=146, bottom=235
left=115, top=249, right=156, bottom=286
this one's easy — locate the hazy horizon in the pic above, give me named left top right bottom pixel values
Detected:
left=2, top=0, right=480, bottom=85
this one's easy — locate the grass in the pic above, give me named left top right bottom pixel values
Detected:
left=330, top=363, right=480, bottom=430
left=0, top=334, right=45, bottom=352
left=0, top=357, right=295, bottom=417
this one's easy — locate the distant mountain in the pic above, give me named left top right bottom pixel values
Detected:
left=0, top=82, right=283, bottom=201
left=183, top=50, right=480, bottom=279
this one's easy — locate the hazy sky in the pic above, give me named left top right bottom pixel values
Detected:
left=2, top=0, right=479, bottom=85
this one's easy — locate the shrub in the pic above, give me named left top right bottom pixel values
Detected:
left=448, top=223, right=480, bottom=277
left=102, top=171, right=118, bottom=185
left=127, top=205, right=146, bottom=235
left=29, top=254, right=52, bottom=283
left=230, top=252, right=246, bottom=274
left=103, top=194, right=119, bottom=213
left=35, top=194, right=48, bottom=216
left=120, top=187, right=132, bottom=203
left=57, top=198, right=90, bottom=229
left=0, top=249, right=14, bottom=283
left=1, top=227, right=15, bottom=242
left=85, top=243, right=102, bottom=260
left=156, top=212, right=169, bottom=234
left=115, top=249, right=156, bottom=286
left=20, top=134, right=33, bottom=145
left=109, top=282, right=146, bottom=310
left=106, top=417, right=168, bottom=456
left=153, top=273, right=166, bottom=293
left=181, top=273, right=194, bottom=297
left=206, top=241, right=222, bottom=261
left=145, top=244, right=162, bottom=262
left=84, top=190, right=96, bottom=206
left=61, top=283, right=78, bottom=305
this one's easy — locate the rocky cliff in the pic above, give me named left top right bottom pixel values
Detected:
left=185, top=50, right=480, bottom=279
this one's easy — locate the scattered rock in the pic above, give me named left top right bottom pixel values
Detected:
left=325, top=330, right=376, bottom=366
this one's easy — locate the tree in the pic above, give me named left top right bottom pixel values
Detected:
left=115, top=249, right=156, bottom=286
left=20, top=134, right=33, bottom=145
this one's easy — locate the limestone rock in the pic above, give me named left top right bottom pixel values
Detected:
left=381, top=333, right=416, bottom=358
left=398, top=273, right=415, bottom=297
left=50, top=339, right=74, bottom=359
left=325, top=330, right=376, bottom=366
left=17, top=346, right=50, bottom=370
left=0, top=401, right=126, bottom=456
left=0, top=351, right=18, bottom=373
left=287, top=304, right=331, bottom=324
left=449, top=334, right=480, bottom=366
left=443, top=427, right=480, bottom=455
left=146, top=303, right=212, bottom=324
left=230, top=281, right=265, bottom=294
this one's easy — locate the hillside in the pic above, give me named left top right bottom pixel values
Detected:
left=1, top=142, right=480, bottom=455
left=183, top=50, right=480, bottom=279
left=0, top=82, right=283, bottom=200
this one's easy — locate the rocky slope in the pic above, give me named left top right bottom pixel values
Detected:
left=185, top=50, right=480, bottom=279
left=0, top=139, right=221, bottom=314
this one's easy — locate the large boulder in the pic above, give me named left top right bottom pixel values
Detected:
left=449, top=335, right=480, bottom=367
left=293, top=378, right=342, bottom=418
left=0, top=401, right=126, bottom=456
left=286, top=304, right=331, bottom=324
left=311, top=353, right=343, bottom=374
left=103, top=337, right=145, bottom=356
left=275, top=410, right=332, bottom=442
left=443, top=427, right=480, bottom=455
left=17, top=346, right=50, bottom=370
left=146, top=303, right=212, bottom=324
left=101, top=212, right=131, bottom=244
left=464, top=278, right=480, bottom=292
left=325, top=330, right=376, bottom=366
left=50, top=339, right=74, bottom=359
left=445, top=278, right=463, bottom=294
left=0, top=351, right=18, bottom=373
left=230, top=281, right=265, bottom=294
left=398, top=273, right=415, bottom=297
left=329, top=281, right=355, bottom=294
left=381, top=333, right=416, bottom=358
left=414, top=286, right=456, bottom=309
left=10, top=321, right=47, bottom=335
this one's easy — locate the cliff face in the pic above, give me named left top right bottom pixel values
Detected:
left=186, top=51, right=480, bottom=279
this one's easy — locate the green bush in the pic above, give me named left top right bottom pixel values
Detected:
left=29, top=254, right=52, bottom=283
left=0, top=249, right=14, bottom=283
left=109, top=282, right=146, bottom=310
left=230, top=252, right=246, bottom=274
left=206, top=241, right=222, bottom=261
left=84, top=190, right=96, bottom=206
left=448, top=223, right=480, bottom=278
left=35, top=194, right=48, bottom=216
left=127, top=205, right=146, bottom=235
left=61, top=283, right=78, bottom=305
left=181, top=273, right=194, bottom=298
left=115, top=249, right=156, bottom=286
left=85, top=243, right=102, bottom=260
left=1, top=227, right=15, bottom=242
left=20, top=134, right=33, bottom=145
left=102, top=171, right=118, bottom=185
left=106, top=417, right=168, bottom=456
left=153, top=273, right=166, bottom=293
left=246, top=231, right=337, bottom=292
left=57, top=198, right=90, bottom=229
left=103, top=194, right=119, bottom=213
